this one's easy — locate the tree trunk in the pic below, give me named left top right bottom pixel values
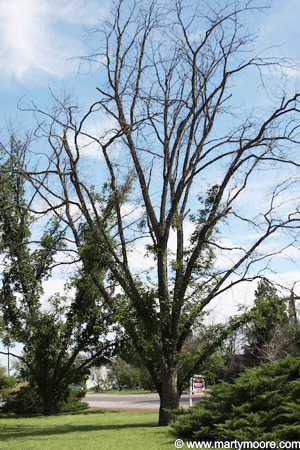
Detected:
left=43, top=396, right=56, bottom=416
left=158, top=369, right=180, bottom=426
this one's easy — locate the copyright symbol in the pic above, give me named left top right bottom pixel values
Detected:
left=174, top=439, right=184, bottom=448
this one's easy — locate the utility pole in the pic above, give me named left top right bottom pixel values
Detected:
left=7, top=343, right=10, bottom=377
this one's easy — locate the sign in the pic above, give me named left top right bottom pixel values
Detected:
left=189, top=375, right=205, bottom=406
left=193, top=377, right=205, bottom=396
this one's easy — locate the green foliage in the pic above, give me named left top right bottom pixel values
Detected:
left=172, top=355, right=300, bottom=441
left=0, top=366, right=13, bottom=389
left=2, top=384, right=88, bottom=415
left=109, top=357, right=140, bottom=389
left=178, top=335, right=226, bottom=389
left=20, top=312, right=89, bottom=413
left=0, top=366, right=17, bottom=399
left=245, top=280, right=287, bottom=347
left=2, top=384, right=43, bottom=415
left=114, top=339, right=156, bottom=391
left=56, top=386, right=89, bottom=413
left=243, top=279, right=299, bottom=364
left=108, top=356, right=154, bottom=390
left=0, top=135, right=113, bottom=415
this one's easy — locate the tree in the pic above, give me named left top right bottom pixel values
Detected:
left=243, top=279, right=289, bottom=363
left=108, top=357, right=140, bottom=389
left=243, top=279, right=300, bottom=364
left=0, top=135, right=113, bottom=415
left=13, top=0, right=300, bottom=424
left=114, top=341, right=155, bottom=390
left=177, top=335, right=227, bottom=386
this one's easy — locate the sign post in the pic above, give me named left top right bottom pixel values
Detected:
left=189, top=375, right=205, bottom=407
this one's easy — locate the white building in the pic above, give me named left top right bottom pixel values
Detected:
left=86, top=361, right=112, bottom=390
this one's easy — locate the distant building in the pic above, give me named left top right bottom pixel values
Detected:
left=86, top=361, right=112, bottom=390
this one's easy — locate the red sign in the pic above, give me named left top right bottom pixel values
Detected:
left=193, top=378, right=205, bottom=396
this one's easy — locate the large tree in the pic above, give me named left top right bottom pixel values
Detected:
left=12, top=0, right=300, bottom=424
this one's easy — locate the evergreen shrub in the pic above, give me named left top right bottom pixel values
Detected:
left=2, top=384, right=88, bottom=415
left=172, top=355, right=300, bottom=441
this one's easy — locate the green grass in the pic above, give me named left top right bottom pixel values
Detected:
left=0, top=410, right=175, bottom=450
left=88, top=389, right=154, bottom=395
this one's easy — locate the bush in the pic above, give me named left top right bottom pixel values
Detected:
left=56, top=387, right=89, bottom=413
left=0, top=367, right=18, bottom=401
left=2, top=384, right=43, bottom=414
left=172, top=355, right=300, bottom=441
left=2, top=384, right=88, bottom=415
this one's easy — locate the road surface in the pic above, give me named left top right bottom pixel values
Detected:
left=84, top=392, right=201, bottom=411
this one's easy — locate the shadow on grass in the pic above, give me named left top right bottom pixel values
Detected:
left=0, top=411, right=159, bottom=442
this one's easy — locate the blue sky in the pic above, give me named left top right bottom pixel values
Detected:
left=0, top=0, right=299, bottom=117
left=1, top=0, right=300, bottom=368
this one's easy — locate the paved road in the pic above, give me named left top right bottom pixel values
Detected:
left=85, top=392, right=200, bottom=411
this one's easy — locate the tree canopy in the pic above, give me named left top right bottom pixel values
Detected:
left=0, top=135, right=113, bottom=415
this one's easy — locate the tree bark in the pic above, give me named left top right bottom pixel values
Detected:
left=158, top=369, right=180, bottom=426
left=43, top=396, right=56, bottom=416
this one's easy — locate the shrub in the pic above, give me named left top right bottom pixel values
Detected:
left=2, top=384, right=43, bottom=415
left=56, top=387, right=89, bottom=413
left=2, top=384, right=88, bottom=415
left=0, top=367, right=18, bottom=401
left=172, top=355, right=300, bottom=441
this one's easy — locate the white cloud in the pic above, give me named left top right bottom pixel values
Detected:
left=42, top=278, right=68, bottom=300
left=253, top=0, right=300, bottom=79
left=268, top=271, right=300, bottom=295
left=128, top=243, right=156, bottom=273
left=204, top=265, right=300, bottom=325
left=0, top=0, right=108, bottom=84
left=64, top=115, right=122, bottom=163
left=259, top=0, right=300, bottom=41
left=121, top=203, right=145, bottom=222
left=76, top=117, right=120, bottom=160
left=205, top=278, right=257, bottom=324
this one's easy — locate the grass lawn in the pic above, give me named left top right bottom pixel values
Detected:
left=0, top=410, right=176, bottom=450
left=88, top=390, right=154, bottom=395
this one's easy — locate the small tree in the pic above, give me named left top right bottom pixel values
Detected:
left=114, top=341, right=155, bottom=390
left=108, top=357, right=140, bottom=389
left=0, top=135, right=113, bottom=415
left=243, top=279, right=300, bottom=364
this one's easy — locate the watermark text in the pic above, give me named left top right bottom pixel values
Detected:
left=174, top=440, right=300, bottom=449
